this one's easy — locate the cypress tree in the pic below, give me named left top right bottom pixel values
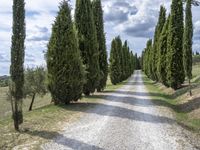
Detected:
left=130, top=52, right=135, bottom=73
left=123, top=41, right=130, bottom=79
left=183, top=0, right=193, bottom=95
left=47, top=1, right=85, bottom=104
left=10, top=0, right=25, bottom=131
left=157, top=15, right=170, bottom=86
left=145, top=39, right=153, bottom=78
left=115, top=36, right=124, bottom=81
left=92, top=0, right=108, bottom=92
left=167, top=0, right=185, bottom=89
left=152, top=6, right=166, bottom=81
left=135, top=53, right=140, bottom=70
left=122, top=41, right=128, bottom=79
left=75, top=0, right=100, bottom=95
left=110, top=38, right=121, bottom=85
left=141, top=51, right=145, bottom=71
left=127, top=47, right=132, bottom=76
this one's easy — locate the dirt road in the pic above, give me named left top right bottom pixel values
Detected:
left=42, top=71, right=199, bottom=150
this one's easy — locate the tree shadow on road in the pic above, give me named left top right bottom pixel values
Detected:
left=59, top=102, right=176, bottom=124
left=102, top=90, right=171, bottom=99
left=23, top=129, right=104, bottom=150
left=98, top=91, right=200, bottom=113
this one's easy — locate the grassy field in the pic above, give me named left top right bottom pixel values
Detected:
left=0, top=77, right=127, bottom=149
left=192, top=63, right=200, bottom=82
left=0, top=87, right=52, bottom=119
left=143, top=65, right=200, bottom=133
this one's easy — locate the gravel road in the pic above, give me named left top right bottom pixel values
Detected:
left=42, top=70, right=199, bottom=150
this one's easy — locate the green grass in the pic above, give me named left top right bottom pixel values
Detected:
left=192, top=63, right=200, bottom=82
left=0, top=77, right=126, bottom=149
left=143, top=74, right=200, bottom=133
left=0, top=87, right=52, bottom=119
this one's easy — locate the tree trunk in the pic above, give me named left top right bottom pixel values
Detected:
left=97, top=88, right=102, bottom=92
left=29, top=93, right=36, bottom=111
left=189, top=79, right=192, bottom=96
left=14, top=99, right=19, bottom=131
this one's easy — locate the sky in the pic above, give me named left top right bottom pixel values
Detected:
left=0, top=0, right=199, bottom=75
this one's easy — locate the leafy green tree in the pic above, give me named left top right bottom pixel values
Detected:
left=152, top=6, right=166, bottom=81
left=183, top=0, right=193, bottom=95
left=110, top=38, right=121, bottom=84
left=47, top=1, right=85, bottom=104
left=167, top=0, right=185, bottom=89
left=10, top=0, right=25, bottom=131
left=157, top=15, right=170, bottom=86
left=92, top=0, right=108, bottom=92
left=24, top=67, right=47, bottom=111
left=75, top=0, right=100, bottom=95
left=0, top=76, right=9, bottom=87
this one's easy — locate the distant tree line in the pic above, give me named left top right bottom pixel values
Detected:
left=0, top=76, right=9, bottom=87
left=193, top=55, right=200, bottom=65
left=142, top=0, right=196, bottom=94
left=109, top=37, right=135, bottom=85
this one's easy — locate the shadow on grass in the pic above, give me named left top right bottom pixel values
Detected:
left=171, top=84, right=200, bottom=99
left=178, top=97, right=200, bottom=113
left=23, top=129, right=103, bottom=150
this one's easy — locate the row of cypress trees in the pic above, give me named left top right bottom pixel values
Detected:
left=110, top=36, right=135, bottom=85
left=47, top=0, right=108, bottom=104
left=142, top=0, right=194, bottom=91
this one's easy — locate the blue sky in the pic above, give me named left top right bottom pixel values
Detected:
left=0, top=0, right=200, bottom=75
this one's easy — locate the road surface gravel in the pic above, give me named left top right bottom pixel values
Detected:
left=42, top=70, right=200, bottom=150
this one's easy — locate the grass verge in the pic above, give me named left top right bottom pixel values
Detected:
left=143, top=75, right=200, bottom=133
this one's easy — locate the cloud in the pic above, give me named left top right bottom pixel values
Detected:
left=123, top=19, right=155, bottom=38
left=115, top=0, right=170, bottom=38
left=26, top=10, right=40, bottom=18
left=104, top=1, right=138, bottom=24
left=194, top=20, right=200, bottom=40
left=27, top=26, right=50, bottom=42
left=0, top=53, right=9, bottom=63
left=25, top=53, right=35, bottom=62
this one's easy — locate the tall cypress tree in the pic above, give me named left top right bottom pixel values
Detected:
left=157, top=15, right=170, bottom=86
left=127, top=47, right=132, bottom=76
left=123, top=41, right=130, bottom=79
left=75, top=0, right=100, bottom=95
left=10, top=0, right=25, bottom=131
left=141, top=51, right=145, bottom=71
left=183, top=0, right=193, bottom=95
left=130, top=52, right=135, bottom=73
left=152, top=6, right=166, bottom=81
left=115, top=36, right=124, bottom=81
left=167, top=0, right=185, bottom=89
left=47, top=1, right=85, bottom=104
left=146, top=39, right=153, bottom=78
left=110, top=38, right=121, bottom=85
left=92, top=0, right=108, bottom=92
